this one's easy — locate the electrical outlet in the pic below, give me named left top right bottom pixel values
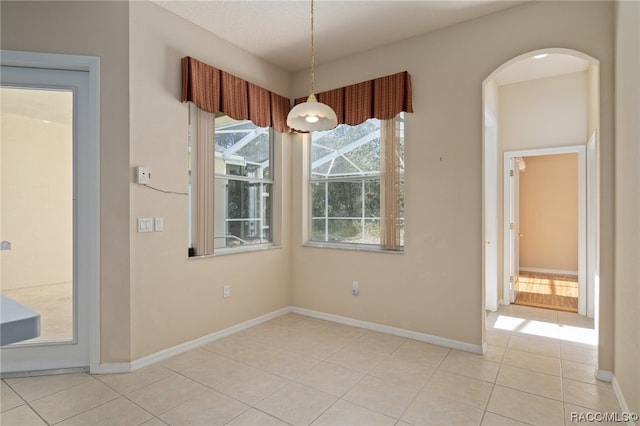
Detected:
left=223, top=285, right=230, bottom=298
left=352, top=281, right=359, bottom=296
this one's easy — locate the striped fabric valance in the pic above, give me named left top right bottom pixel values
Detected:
left=181, top=56, right=291, bottom=133
left=295, top=71, right=413, bottom=126
left=182, top=56, right=413, bottom=132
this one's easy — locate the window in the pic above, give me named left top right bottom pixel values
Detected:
left=214, top=116, right=272, bottom=249
left=188, top=106, right=273, bottom=256
left=309, top=114, right=404, bottom=250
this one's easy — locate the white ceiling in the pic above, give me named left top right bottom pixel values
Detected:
left=154, top=0, right=526, bottom=72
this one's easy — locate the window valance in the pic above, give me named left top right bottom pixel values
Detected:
left=295, top=71, right=413, bottom=126
left=181, top=56, right=291, bottom=133
left=182, top=56, right=413, bottom=132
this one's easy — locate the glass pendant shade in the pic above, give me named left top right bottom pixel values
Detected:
left=287, top=93, right=337, bottom=132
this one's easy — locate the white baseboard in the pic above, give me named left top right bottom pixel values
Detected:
left=96, top=307, right=292, bottom=374
left=594, top=371, right=635, bottom=425
left=96, top=305, right=484, bottom=374
left=596, top=369, right=613, bottom=382
left=93, top=363, right=131, bottom=374
left=291, top=307, right=484, bottom=354
left=519, top=267, right=578, bottom=276
left=612, top=375, right=632, bottom=414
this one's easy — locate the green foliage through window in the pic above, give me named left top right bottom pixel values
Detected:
left=310, top=116, right=404, bottom=246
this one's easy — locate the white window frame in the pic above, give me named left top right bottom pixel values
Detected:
left=307, top=115, right=404, bottom=251
left=188, top=105, right=275, bottom=256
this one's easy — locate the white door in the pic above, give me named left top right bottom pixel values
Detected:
left=0, top=65, right=91, bottom=373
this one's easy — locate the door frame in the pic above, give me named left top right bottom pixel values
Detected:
left=503, top=145, right=589, bottom=316
left=483, top=107, right=499, bottom=311
left=505, top=156, right=522, bottom=304
left=1, top=50, right=101, bottom=372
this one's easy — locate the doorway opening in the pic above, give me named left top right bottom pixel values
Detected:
left=483, top=48, right=599, bottom=320
left=0, top=50, right=100, bottom=375
left=508, top=151, right=582, bottom=313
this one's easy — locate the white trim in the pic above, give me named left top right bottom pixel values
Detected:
left=503, top=145, right=589, bottom=317
left=0, top=50, right=101, bottom=374
left=596, top=370, right=637, bottom=426
left=488, top=48, right=600, bottom=80
left=483, top=105, right=499, bottom=312
left=128, top=307, right=291, bottom=372
left=596, top=369, right=613, bottom=382
left=291, top=307, right=484, bottom=354
left=92, top=363, right=131, bottom=375
left=519, top=267, right=578, bottom=276
left=586, top=130, right=598, bottom=319
left=95, top=305, right=483, bottom=374
left=612, top=375, right=633, bottom=421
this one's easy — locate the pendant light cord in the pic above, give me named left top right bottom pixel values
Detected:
left=309, top=0, right=315, bottom=97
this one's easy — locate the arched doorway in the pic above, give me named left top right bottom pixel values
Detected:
left=482, top=48, right=599, bottom=319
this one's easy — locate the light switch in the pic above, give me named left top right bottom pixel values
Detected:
left=155, top=217, right=164, bottom=232
left=137, top=218, right=153, bottom=233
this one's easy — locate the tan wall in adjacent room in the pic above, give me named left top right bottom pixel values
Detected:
left=519, top=154, right=578, bottom=273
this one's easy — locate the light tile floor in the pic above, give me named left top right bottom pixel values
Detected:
left=1, top=305, right=622, bottom=426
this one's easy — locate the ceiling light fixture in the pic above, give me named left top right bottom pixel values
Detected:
left=287, top=0, right=338, bottom=132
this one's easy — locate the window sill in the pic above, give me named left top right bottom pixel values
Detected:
left=188, top=243, right=281, bottom=259
left=303, top=241, right=404, bottom=254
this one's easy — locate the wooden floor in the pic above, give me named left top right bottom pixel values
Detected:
left=514, top=271, right=579, bottom=312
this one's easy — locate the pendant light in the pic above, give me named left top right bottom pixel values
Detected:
left=287, top=0, right=338, bottom=132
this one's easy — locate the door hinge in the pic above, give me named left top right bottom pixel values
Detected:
left=509, top=222, right=514, bottom=230
left=510, top=169, right=514, bottom=177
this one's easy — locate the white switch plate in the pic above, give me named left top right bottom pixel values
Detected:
left=223, top=285, right=230, bottom=298
left=154, top=217, right=164, bottom=232
left=137, top=218, right=153, bottom=233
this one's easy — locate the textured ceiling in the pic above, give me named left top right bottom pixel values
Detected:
left=154, top=0, right=525, bottom=72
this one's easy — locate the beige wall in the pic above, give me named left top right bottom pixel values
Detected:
left=519, top=154, right=578, bottom=273
left=500, top=71, right=588, bottom=151
left=1, top=111, right=72, bottom=289
left=1, top=1, right=626, bottom=387
left=614, top=0, right=640, bottom=413
left=291, top=0, right=615, bottom=361
left=1, top=1, right=132, bottom=363
left=128, top=2, right=292, bottom=359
